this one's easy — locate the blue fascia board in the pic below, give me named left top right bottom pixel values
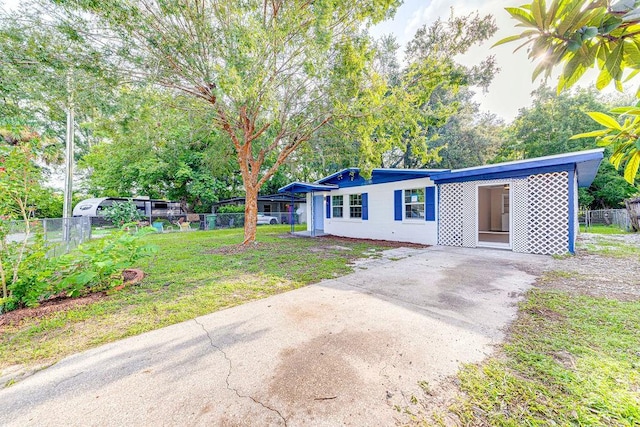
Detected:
left=316, top=168, right=447, bottom=188
left=575, top=158, right=602, bottom=187
left=372, top=168, right=449, bottom=175
left=278, top=182, right=338, bottom=194
left=315, top=168, right=360, bottom=185
left=433, top=164, right=574, bottom=184
left=431, top=149, right=603, bottom=186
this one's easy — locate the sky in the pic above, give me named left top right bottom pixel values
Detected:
left=371, top=0, right=550, bottom=121
left=1, top=0, right=626, bottom=123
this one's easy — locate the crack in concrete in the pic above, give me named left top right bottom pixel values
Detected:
left=193, top=318, right=288, bottom=426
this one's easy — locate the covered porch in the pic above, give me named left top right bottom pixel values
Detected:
left=278, top=182, right=337, bottom=236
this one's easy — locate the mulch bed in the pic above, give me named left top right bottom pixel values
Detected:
left=0, top=269, right=145, bottom=329
left=205, top=235, right=429, bottom=255
left=0, top=292, right=107, bottom=329
left=315, top=235, right=430, bottom=249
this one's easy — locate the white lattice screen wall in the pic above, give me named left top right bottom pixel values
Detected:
left=527, top=171, right=569, bottom=255
left=438, top=183, right=463, bottom=246
left=462, top=182, right=476, bottom=247
left=512, top=179, right=529, bottom=253
left=437, top=172, right=570, bottom=255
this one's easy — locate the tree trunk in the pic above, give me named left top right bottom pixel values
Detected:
left=243, top=185, right=259, bottom=244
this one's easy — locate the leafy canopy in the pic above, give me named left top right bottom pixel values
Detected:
left=48, top=0, right=400, bottom=243
left=495, top=0, right=640, bottom=183
left=495, top=86, right=636, bottom=208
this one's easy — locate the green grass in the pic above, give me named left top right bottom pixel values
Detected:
left=0, top=225, right=397, bottom=371
left=443, top=238, right=640, bottom=426
left=579, top=236, right=640, bottom=259
left=580, top=224, right=630, bottom=234
left=451, top=290, right=640, bottom=426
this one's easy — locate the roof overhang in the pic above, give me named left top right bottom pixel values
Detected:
left=315, top=168, right=449, bottom=187
left=278, top=182, right=339, bottom=194
left=431, top=149, right=604, bottom=187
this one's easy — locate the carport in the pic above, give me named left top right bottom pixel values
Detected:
left=278, top=182, right=337, bottom=235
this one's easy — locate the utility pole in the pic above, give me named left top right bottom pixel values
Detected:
left=63, top=70, right=74, bottom=241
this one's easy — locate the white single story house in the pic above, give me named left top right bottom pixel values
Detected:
left=279, top=149, right=604, bottom=255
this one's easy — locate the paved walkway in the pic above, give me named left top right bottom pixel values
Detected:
left=0, top=246, right=549, bottom=426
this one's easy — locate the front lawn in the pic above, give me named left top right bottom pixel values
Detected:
left=429, top=235, right=640, bottom=426
left=0, top=225, right=398, bottom=375
left=451, top=290, right=640, bottom=426
left=579, top=224, right=631, bottom=234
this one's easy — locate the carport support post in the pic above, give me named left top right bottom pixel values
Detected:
left=290, top=193, right=294, bottom=233
left=310, top=192, right=316, bottom=237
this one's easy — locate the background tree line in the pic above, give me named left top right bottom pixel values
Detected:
left=0, top=1, right=637, bottom=232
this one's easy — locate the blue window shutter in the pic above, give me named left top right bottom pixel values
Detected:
left=394, top=190, right=402, bottom=221
left=425, top=187, right=435, bottom=221
left=326, top=196, right=331, bottom=218
left=362, top=193, right=368, bottom=220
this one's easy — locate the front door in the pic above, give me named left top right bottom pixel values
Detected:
left=313, top=195, right=324, bottom=235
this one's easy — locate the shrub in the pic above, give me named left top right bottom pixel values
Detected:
left=216, top=204, right=245, bottom=213
left=0, top=228, right=49, bottom=312
left=51, top=227, right=158, bottom=298
left=102, top=200, right=144, bottom=227
left=0, top=226, right=157, bottom=313
left=215, top=205, right=245, bottom=227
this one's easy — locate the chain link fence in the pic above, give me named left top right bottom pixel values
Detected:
left=3, top=217, right=92, bottom=257
left=146, top=211, right=300, bottom=232
left=580, top=209, right=631, bottom=231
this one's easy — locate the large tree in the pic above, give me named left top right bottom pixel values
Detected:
left=426, top=96, right=505, bottom=169
left=496, top=87, right=637, bottom=208
left=298, top=11, right=500, bottom=176
left=495, top=0, right=640, bottom=184
left=47, top=0, right=399, bottom=244
left=381, top=11, right=499, bottom=169
left=81, top=87, right=238, bottom=213
left=0, top=6, right=120, bottom=160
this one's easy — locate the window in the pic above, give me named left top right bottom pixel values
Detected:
left=332, top=195, right=344, bottom=218
left=404, top=188, right=425, bottom=219
left=349, top=194, right=362, bottom=218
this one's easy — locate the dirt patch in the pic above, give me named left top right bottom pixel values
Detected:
left=0, top=292, right=107, bottom=329
left=268, top=330, right=397, bottom=414
left=551, top=350, right=577, bottom=370
left=204, top=242, right=277, bottom=255
left=316, top=235, right=430, bottom=249
left=404, top=376, right=463, bottom=426
left=205, top=235, right=428, bottom=255
left=525, top=306, right=566, bottom=321
left=538, top=241, right=640, bottom=301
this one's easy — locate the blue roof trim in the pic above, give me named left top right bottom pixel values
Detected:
left=431, top=149, right=604, bottom=187
left=316, top=168, right=447, bottom=188
left=279, top=149, right=604, bottom=194
left=278, top=182, right=338, bottom=194
left=432, top=164, right=574, bottom=184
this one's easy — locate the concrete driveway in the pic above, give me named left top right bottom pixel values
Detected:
left=0, top=246, right=549, bottom=426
